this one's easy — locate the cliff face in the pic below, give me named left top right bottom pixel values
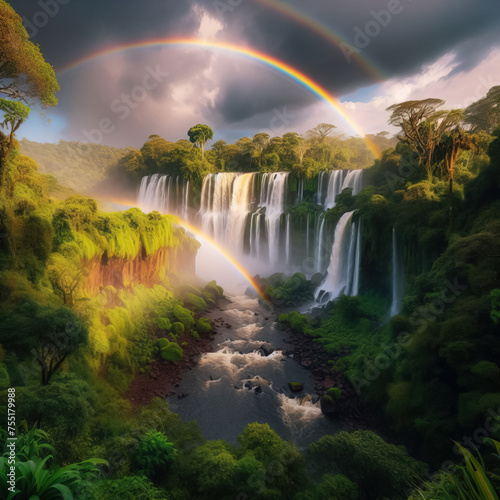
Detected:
left=83, top=242, right=196, bottom=295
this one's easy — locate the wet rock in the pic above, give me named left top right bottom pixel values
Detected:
left=244, top=381, right=253, bottom=389
left=288, top=382, right=304, bottom=392
left=320, top=395, right=337, bottom=415
left=259, top=344, right=274, bottom=356
left=255, top=385, right=262, bottom=394
left=301, top=359, right=312, bottom=369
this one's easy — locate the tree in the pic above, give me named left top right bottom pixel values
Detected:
left=294, top=136, right=310, bottom=165
left=0, top=0, right=59, bottom=106
left=387, top=99, right=462, bottom=180
left=0, top=300, right=88, bottom=384
left=0, top=97, right=30, bottom=185
left=252, top=132, right=270, bottom=168
left=0, top=97, right=30, bottom=144
left=308, top=123, right=337, bottom=143
left=187, top=124, right=214, bottom=159
left=465, top=86, right=500, bottom=133
left=439, top=124, right=478, bottom=198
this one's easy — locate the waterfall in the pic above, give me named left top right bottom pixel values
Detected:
left=137, top=169, right=364, bottom=279
left=137, top=174, right=190, bottom=217
left=352, top=220, right=361, bottom=296
left=285, top=214, right=291, bottom=265
left=315, top=211, right=361, bottom=303
left=306, top=213, right=310, bottom=261
left=321, top=169, right=363, bottom=209
left=390, top=227, right=403, bottom=316
left=315, top=215, right=326, bottom=273
left=259, top=172, right=289, bottom=264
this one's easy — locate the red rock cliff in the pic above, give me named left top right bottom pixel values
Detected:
left=83, top=242, right=196, bottom=295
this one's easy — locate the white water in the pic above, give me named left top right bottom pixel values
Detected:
left=315, top=211, right=362, bottom=303
left=138, top=169, right=365, bottom=283
left=390, top=227, right=403, bottom=316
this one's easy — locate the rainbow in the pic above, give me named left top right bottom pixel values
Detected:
left=173, top=217, right=269, bottom=302
left=104, top=195, right=268, bottom=300
left=256, top=0, right=384, bottom=81
left=58, top=38, right=381, bottom=158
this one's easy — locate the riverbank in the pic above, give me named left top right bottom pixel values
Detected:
left=125, top=304, right=232, bottom=408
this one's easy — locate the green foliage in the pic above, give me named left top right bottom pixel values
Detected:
left=326, top=387, right=342, bottom=401
left=160, top=342, right=183, bottom=362
left=296, top=474, right=358, bottom=500
left=309, top=430, right=427, bottom=499
left=88, top=475, right=167, bottom=500
left=173, top=305, right=194, bottom=329
left=185, top=292, right=207, bottom=311
left=136, top=431, right=177, bottom=477
left=20, top=139, right=128, bottom=191
left=412, top=439, right=500, bottom=499
left=490, top=289, right=500, bottom=324
left=197, top=317, right=212, bottom=334
left=156, top=317, right=171, bottom=331
left=171, top=322, right=185, bottom=336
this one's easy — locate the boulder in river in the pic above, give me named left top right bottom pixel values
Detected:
left=320, top=395, right=337, bottom=415
left=259, top=344, right=274, bottom=356
left=288, top=381, right=304, bottom=392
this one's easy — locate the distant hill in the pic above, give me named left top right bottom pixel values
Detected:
left=19, top=139, right=130, bottom=193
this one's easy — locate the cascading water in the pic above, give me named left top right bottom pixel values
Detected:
left=315, top=211, right=362, bottom=303
left=138, top=169, right=364, bottom=280
left=390, top=227, right=404, bottom=316
left=138, top=174, right=190, bottom=216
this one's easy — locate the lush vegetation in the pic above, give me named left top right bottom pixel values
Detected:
left=19, top=139, right=130, bottom=193
left=2, top=1, right=500, bottom=496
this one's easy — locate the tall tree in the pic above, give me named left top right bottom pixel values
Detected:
left=0, top=97, right=30, bottom=186
left=187, top=124, right=214, bottom=160
left=0, top=0, right=59, bottom=106
left=465, top=86, right=500, bottom=133
left=308, top=123, right=337, bottom=143
left=439, top=123, right=478, bottom=197
left=252, top=132, right=270, bottom=168
left=0, top=97, right=30, bottom=145
left=386, top=99, right=462, bottom=180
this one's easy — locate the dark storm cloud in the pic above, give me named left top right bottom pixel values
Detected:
left=8, top=0, right=500, bottom=142
left=198, top=0, right=500, bottom=122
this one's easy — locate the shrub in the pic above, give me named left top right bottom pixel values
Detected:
left=171, top=322, right=185, bottom=336
left=158, top=338, right=169, bottom=349
left=185, top=293, right=208, bottom=311
left=192, top=331, right=200, bottom=340
left=156, top=317, right=171, bottom=331
left=160, top=342, right=183, bottom=362
left=197, top=317, right=212, bottom=334
left=173, top=305, right=194, bottom=329
left=309, top=430, right=427, bottom=499
left=136, top=431, right=177, bottom=477
left=326, top=387, right=342, bottom=401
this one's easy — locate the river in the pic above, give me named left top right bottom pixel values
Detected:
left=167, top=290, right=344, bottom=448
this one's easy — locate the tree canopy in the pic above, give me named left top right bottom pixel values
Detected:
left=0, top=0, right=59, bottom=107
left=187, top=124, right=214, bottom=159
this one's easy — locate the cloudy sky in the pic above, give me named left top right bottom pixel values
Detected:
left=10, top=0, right=500, bottom=147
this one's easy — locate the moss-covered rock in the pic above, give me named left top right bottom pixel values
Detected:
left=156, top=317, right=171, bottom=331
left=173, top=305, right=194, bottom=329
left=171, top=322, right=185, bottom=336
left=288, top=382, right=304, bottom=392
left=185, top=292, right=207, bottom=311
left=197, top=317, right=212, bottom=334
left=158, top=338, right=169, bottom=349
left=160, top=342, right=183, bottom=362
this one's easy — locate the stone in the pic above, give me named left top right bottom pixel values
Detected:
left=288, top=382, right=304, bottom=392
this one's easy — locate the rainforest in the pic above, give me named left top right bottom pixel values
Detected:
left=1, top=0, right=500, bottom=499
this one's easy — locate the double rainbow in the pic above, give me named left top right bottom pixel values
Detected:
left=58, top=38, right=381, bottom=159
